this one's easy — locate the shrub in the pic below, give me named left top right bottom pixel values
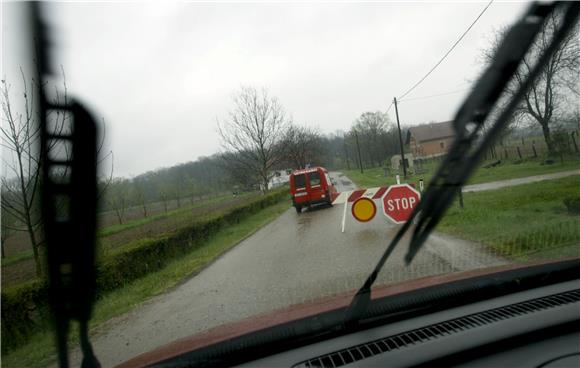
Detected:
left=564, top=197, right=580, bottom=214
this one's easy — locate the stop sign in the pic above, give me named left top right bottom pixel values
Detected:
left=381, top=184, right=421, bottom=224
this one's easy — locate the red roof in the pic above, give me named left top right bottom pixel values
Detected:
left=406, top=121, right=455, bottom=144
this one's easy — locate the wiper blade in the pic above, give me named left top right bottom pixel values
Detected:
left=32, top=3, right=101, bottom=367
left=344, top=1, right=580, bottom=327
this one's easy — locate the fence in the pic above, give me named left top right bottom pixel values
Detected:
left=484, top=132, right=579, bottom=161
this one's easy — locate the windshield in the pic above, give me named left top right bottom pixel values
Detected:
left=2, top=2, right=579, bottom=367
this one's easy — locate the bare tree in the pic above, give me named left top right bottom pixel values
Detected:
left=0, top=70, right=65, bottom=276
left=282, top=125, right=322, bottom=169
left=134, top=184, right=148, bottom=218
left=187, top=179, right=199, bottom=205
left=1, top=208, right=16, bottom=259
left=218, top=87, right=290, bottom=192
left=1, top=69, right=112, bottom=275
left=568, top=106, right=580, bottom=130
left=482, top=13, right=580, bottom=155
left=159, top=186, right=170, bottom=213
left=107, top=178, right=129, bottom=225
left=351, top=111, right=391, bottom=167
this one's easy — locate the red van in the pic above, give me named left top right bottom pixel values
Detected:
left=289, top=167, right=337, bottom=213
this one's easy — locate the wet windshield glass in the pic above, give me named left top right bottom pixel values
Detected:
left=2, top=2, right=579, bottom=367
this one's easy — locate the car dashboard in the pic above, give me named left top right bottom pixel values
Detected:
left=237, top=279, right=580, bottom=367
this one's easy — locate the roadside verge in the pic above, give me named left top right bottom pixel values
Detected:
left=1, top=191, right=290, bottom=368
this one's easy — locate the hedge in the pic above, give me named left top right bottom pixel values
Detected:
left=1, top=188, right=288, bottom=353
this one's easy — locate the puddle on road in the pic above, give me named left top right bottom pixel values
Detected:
left=297, top=213, right=312, bottom=232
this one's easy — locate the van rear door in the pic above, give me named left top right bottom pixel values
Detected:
left=307, top=170, right=325, bottom=202
left=293, top=173, right=308, bottom=203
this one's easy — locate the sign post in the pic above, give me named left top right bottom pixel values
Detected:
left=341, top=191, right=351, bottom=233
left=381, top=184, right=421, bottom=224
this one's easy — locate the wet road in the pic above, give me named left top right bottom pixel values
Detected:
left=71, top=172, right=506, bottom=367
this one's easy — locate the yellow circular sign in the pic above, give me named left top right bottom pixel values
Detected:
left=351, top=197, right=377, bottom=222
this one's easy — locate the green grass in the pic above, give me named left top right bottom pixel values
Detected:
left=466, top=156, right=580, bottom=185
left=1, top=249, right=35, bottom=267
left=437, top=175, right=580, bottom=261
left=343, top=155, right=580, bottom=189
left=2, top=193, right=257, bottom=268
left=1, top=200, right=291, bottom=368
left=98, top=192, right=255, bottom=238
left=344, top=165, right=434, bottom=188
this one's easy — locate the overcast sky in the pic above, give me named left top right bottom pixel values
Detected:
left=2, top=1, right=530, bottom=177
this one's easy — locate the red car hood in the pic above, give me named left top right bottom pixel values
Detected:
left=117, top=260, right=565, bottom=367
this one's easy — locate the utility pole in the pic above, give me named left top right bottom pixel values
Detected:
left=393, top=97, right=407, bottom=179
left=343, top=141, right=351, bottom=170
left=354, top=130, right=364, bottom=174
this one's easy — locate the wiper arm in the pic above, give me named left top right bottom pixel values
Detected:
left=344, top=1, right=580, bottom=327
left=32, top=3, right=101, bottom=367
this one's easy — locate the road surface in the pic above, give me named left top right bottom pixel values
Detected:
left=70, top=172, right=506, bottom=366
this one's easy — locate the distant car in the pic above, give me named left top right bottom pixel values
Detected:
left=289, top=166, right=337, bottom=213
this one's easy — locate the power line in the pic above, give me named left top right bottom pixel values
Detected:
left=385, top=101, right=394, bottom=115
left=398, top=0, right=493, bottom=100
left=399, top=87, right=472, bottom=102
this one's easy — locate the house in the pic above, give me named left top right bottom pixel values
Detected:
left=406, top=121, right=455, bottom=158
left=268, top=169, right=292, bottom=188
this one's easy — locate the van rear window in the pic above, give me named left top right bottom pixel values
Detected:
left=309, top=172, right=321, bottom=186
left=294, top=174, right=306, bottom=189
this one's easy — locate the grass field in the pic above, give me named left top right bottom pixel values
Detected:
left=98, top=192, right=253, bottom=238
left=1, top=200, right=291, bottom=368
left=344, top=154, right=580, bottom=189
left=1, top=192, right=261, bottom=287
left=346, top=156, right=580, bottom=262
left=437, top=175, right=580, bottom=261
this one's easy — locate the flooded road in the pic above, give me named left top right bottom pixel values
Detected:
left=71, top=172, right=506, bottom=367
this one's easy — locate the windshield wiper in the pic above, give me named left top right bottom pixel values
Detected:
left=31, top=3, right=101, bottom=367
left=344, top=1, right=580, bottom=327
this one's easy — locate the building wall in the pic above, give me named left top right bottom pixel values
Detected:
left=410, top=136, right=455, bottom=157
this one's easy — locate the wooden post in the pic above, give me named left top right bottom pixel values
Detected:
left=532, top=143, right=538, bottom=158
left=517, top=146, right=522, bottom=160
left=341, top=191, right=350, bottom=233
left=571, top=132, right=578, bottom=153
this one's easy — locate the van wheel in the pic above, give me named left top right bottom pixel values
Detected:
left=295, top=206, right=302, bottom=214
left=325, top=191, right=333, bottom=206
